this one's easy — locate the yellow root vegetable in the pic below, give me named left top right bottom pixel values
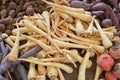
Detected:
left=17, top=58, right=73, bottom=73
left=55, top=8, right=92, bottom=22
left=43, top=0, right=85, bottom=13
left=78, top=45, right=92, bottom=80
left=21, top=34, right=54, bottom=51
left=28, top=63, right=37, bottom=80
left=47, top=66, right=58, bottom=80
left=2, top=33, right=14, bottom=47
left=57, top=68, right=65, bottom=80
left=37, top=65, right=46, bottom=80
left=5, top=23, right=19, bottom=61
left=94, top=19, right=113, bottom=48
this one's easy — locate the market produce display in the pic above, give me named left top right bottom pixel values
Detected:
left=0, top=0, right=120, bottom=80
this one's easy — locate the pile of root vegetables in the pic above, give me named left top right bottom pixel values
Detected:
left=68, top=0, right=120, bottom=28
left=0, top=0, right=120, bottom=80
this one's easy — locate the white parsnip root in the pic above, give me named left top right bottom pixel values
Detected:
left=78, top=45, right=92, bottom=80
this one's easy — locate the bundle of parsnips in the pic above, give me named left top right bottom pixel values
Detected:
left=2, top=0, right=119, bottom=80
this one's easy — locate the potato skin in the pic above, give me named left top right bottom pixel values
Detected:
left=112, top=63, right=120, bottom=78
left=109, top=45, right=120, bottom=59
left=97, top=54, right=114, bottom=71
left=105, top=72, right=117, bottom=80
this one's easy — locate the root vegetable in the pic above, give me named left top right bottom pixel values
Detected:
left=21, top=34, right=54, bottom=51
left=15, top=46, right=42, bottom=64
left=58, top=12, right=73, bottom=23
left=97, top=54, right=114, bottom=71
left=75, top=18, right=85, bottom=36
left=94, top=19, right=113, bottom=48
left=2, top=33, right=14, bottom=47
left=78, top=45, right=92, bottom=80
left=35, top=50, right=47, bottom=59
left=58, top=29, right=100, bottom=45
left=12, top=27, right=32, bottom=35
left=28, top=63, right=37, bottom=80
left=54, top=8, right=92, bottom=22
left=102, top=19, right=112, bottom=28
left=5, top=22, right=20, bottom=61
left=94, top=54, right=103, bottom=80
left=47, top=66, right=58, bottom=80
left=0, top=59, right=12, bottom=74
left=37, top=65, right=46, bottom=80
left=57, top=68, right=65, bottom=80
left=112, top=63, right=120, bottom=78
left=21, top=20, right=62, bottom=53
left=43, top=0, right=85, bottom=13
left=16, top=63, right=27, bottom=80
left=17, top=58, right=73, bottom=73
left=109, top=45, right=120, bottom=59
left=105, top=72, right=117, bottom=80
left=42, top=11, right=51, bottom=36
left=38, top=64, right=46, bottom=75
left=53, top=39, right=88, bottom=48
left=62, top=49, right=92, bottom=68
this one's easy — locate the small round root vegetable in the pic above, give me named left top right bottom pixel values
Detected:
left=97, top=54, right=114, bottom=71
left=105, top=72, right=117, bottom=80
left=109, top=45, right=120, bottom=59
left=112, top=63, right=120, bottom=78
left=102, top=19, right=112, bottom=28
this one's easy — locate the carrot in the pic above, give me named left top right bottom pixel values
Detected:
left=97, top=54, right=115, bottom=71
left=78, top=45, right=92, bottom=80
left=17, top=58, right=73, bottom=73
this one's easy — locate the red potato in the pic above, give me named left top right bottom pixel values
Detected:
left=105, top=72, right=117, bottom=80
left=109, top=45, right=120, bottom=59
left=112, top=63, right=120, bottom=78
left=97, top=54, right=114, bottom=71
